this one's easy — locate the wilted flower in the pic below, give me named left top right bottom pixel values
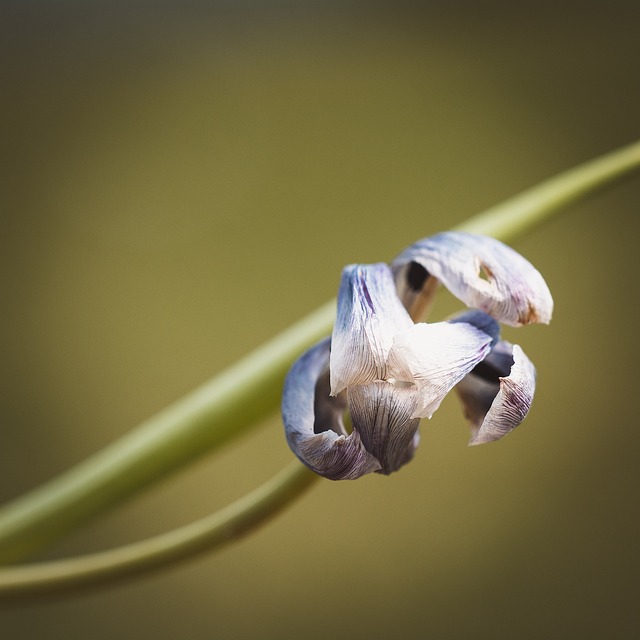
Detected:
left=282, top=232, right=553, bottom=480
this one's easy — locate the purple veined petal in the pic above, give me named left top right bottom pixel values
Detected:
left=348, top=381, right=421, bottom=475
left=454, top=341, right=536, bottom=445
left=390, top=321, right=493, bottom=419
left=282, top=338, right=381, bottom=480
left=391, top=232, right=554, bottom=326
left=330, top=262, right=413, bottom=396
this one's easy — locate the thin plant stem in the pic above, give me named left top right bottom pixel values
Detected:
left=0, top=462, right=316, bottom=599
left=0, top=140, right=638, bottom=574
left=458, top=140, right=640, bottom=238
left=0, top=300, right=335, bottom=564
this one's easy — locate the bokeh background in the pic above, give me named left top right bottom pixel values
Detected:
left=1, top=1, right=639, bottom=638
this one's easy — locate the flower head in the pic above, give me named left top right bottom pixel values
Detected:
left=282, top=232, right=553, bottom=480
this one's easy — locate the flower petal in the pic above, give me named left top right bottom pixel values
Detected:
left=330, top=262, right=413, bottom=396
left=454, top=341, right=536, bottom=445
left=348, top=381, right=421, bottom=475
left=391, top=232, right=553, bottom=326
left=282, top=338, right=381, bottom=480
left=390, top=321, right=493, bottom=419
left=448, top=309, right=501, bottom=348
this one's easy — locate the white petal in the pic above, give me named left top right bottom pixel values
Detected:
left=391, top=322, right=493, bottom=419
left=392, top=232, right=554, bottom=326
left=330, top=262, right=413, bottom=395
left=455, top=342, right=537, bottom=445
left=282, top=338, right=381, bottom=480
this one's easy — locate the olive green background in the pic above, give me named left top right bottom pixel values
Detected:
left=1, top=2, right=639, bottom=638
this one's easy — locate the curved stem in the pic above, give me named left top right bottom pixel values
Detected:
left=0, top=463, right=317, bottom=599
left=0, top=141, right=638, bottom=567
left=457, top=140, right=640, bottom=238
left=0, top=301, right=335, bottom=564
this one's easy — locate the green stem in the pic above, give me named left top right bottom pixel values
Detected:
left=0, top=462, right=316, bottom=599
left=457, top=140, right=640, bottom=238
left=0, top=141, right=638, bottom=569
left=0, top=299, right=335, bottom=564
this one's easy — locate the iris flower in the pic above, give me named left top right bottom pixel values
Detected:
left=282, top=232, right=553, bottom=480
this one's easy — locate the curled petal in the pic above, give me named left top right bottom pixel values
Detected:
left=330, top=262, right=413, bottom=396
left=348, top=381, right=421, bottom=475
left=282, top=338, right=381, bottom=480
left=391, top=232, right=553, bottom=326
left=390, top=322, right=493, bottom=419
left=455, top=341, right=536, bottom=445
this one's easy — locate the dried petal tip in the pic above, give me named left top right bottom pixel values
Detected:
left=455, top=342, right=536, bottom=446
left=392, top=232, right=554, bottom=326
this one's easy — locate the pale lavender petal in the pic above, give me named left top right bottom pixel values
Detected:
left=282, top=338, right=381, bottom=480
left=348, top=381, right=421, bottom=475
left=391, top=232, right=553, bottom=326
left=390, top=321, right=493, bottom=419
left=454, top=341, right=537, bottom=445
left=330, top=262, right=413, bottom=396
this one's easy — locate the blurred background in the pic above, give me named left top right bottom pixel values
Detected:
left=1, top=1, right=639, bottom=638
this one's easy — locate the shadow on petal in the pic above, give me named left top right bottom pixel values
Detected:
left=348, top=381, right=421, bottom=475
left=282, top=338, right=381, bottom=480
